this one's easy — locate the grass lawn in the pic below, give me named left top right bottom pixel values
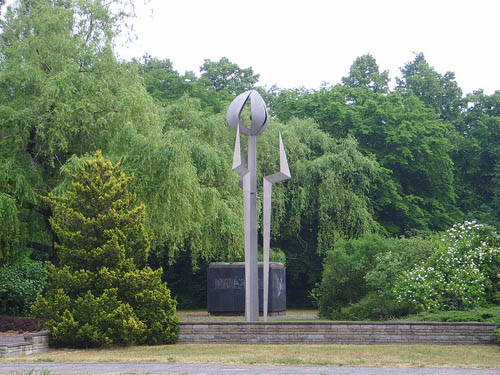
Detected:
left=176, top=308, right=319, bottom=322
left=2, top=309, right=498, bottom=368
left=1, top=344, right=499, bottom=368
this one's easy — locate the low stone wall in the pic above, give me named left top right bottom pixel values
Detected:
left=0, top=332, right=49, bottom=358
left=179, top=321, right=498, bottom=345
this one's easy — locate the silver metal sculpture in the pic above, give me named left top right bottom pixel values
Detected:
left=227, top=90, right=291, bottom=322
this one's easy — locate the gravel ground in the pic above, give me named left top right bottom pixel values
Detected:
left=1, top=362, right=500, bottom=375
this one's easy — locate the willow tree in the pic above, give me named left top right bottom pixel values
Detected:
left=106, top=97, right=245, bottom=267
left=0, top=0, right=160, bottom=260
left=256, top=118, right=380, bottom=305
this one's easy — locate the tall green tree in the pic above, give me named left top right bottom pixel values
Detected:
left=454, top=90, right=500, bottom=225
left=113, top=97, right=245, bottom=266
left=396, top=53, right=464, bottom=124
left=137, top=55, right=240, bottom=114
left=0, top=0, right=160, bottom=259
left=136, top=55, right=192, bottom=103
left=32, top=152, right=178, bottom=347
left=342, top=54, right=389, bottom=94
left=268, top=81, right=460, bottom=234
left=200, top=57, right=259, bottom=95
left=257, top=118, right=380, bottom=305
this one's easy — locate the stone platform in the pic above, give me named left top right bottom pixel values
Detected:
left=0, top=331, right=49, bottom=358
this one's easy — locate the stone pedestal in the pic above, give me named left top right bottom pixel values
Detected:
left=207, top=262, right=286, bottom=315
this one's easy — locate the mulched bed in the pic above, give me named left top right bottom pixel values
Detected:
left=0, top=315, right=41, bottom=333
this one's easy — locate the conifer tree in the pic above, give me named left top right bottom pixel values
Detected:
left=32, top=151, right=178, bottom=347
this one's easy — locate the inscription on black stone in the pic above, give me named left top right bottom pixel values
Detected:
left=214, top=277, right=244, bottom=290
left=207, top=263, right=286, bottom=315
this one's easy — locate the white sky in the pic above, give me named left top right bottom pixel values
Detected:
left=115, top=0, right=499, bottom=95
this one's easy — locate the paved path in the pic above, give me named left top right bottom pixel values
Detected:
left=1, top=362, right=499, bottom=374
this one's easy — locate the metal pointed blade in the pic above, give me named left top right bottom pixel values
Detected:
left=232, top=126, right=249, bottom=179
left=279, top=132, right=291, bottom=179
left=264, top=132, right=291, bottom=184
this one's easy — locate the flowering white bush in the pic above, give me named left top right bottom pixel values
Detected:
left=394, top=221, right=500, bottom=311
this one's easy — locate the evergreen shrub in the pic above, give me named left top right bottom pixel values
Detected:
left=31, top=152, right=178, bottom=347
left=0, top=258, right=46, bottom=316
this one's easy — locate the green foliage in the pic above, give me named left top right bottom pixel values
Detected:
left=257, top=119, right=380, bottom=305
left=107, top=97, right=245, bottom=267
left=0, top=156, right=42, bottom=265
left=0, top=192, right=24, bottom=264
left=396, top=53, right=464, bottom=124
left=342, top=54, right=389, bottom=93
left=454, top=91, right=500, bottom=226
left=0, top=0, right=156, bottom=171
left=200, top=57, right=259, bottom=95
left=136, top=56, right=192, bottom=103
left=317, top=234, right=392, bottom=318
left=268, top=79, right=461, bottom=235
left=400, top=305, right=500, bottom=323
left=366, top=234, right=437, bottom=291
left=394, top=221, right=500, bottom=311
left=45, top=289, right=147, bottom=348
left=31, top=152, right=178, bottom=347
left=260, top=119, right=380, bottom=251
left=48, top=152, right=151, bottom=270
left=0, top=0, right=160, bottom=261
left=318, top=233, right=440, bottom=320
left=0, top=258, right=46, bottom=316
left=339, top=292, right=414, bottom=321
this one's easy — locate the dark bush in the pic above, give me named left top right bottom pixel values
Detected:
left=0, top=315, right=41, bottom=332
left=0, top=258, right=46, bottom=316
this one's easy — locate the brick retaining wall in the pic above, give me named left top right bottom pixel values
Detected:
left=179, top=321, right=498, bottom=345
left=0, top=332, right=49, bottom=358
left=0, top=322, right=495, bottom=356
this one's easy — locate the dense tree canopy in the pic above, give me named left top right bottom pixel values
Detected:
left=267, top=57, right=461, bottom=235
left=342, top=54, right=389, bottom=94
left=0, top=0, right=159, bottom=263
left=200, top=57, right=259, bottom=95
left=396, top=53, right=464, bottom=124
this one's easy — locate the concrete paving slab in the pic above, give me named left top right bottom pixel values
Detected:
left=0, top=362, right=499, bottom=375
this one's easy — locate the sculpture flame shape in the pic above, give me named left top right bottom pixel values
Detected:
left=227, top=90, right=291, bottom=322
left=227, top=90, right=268, bottom=135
